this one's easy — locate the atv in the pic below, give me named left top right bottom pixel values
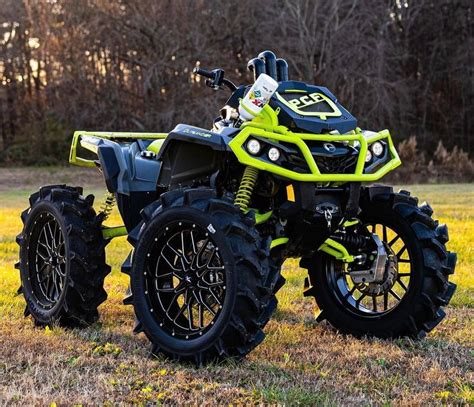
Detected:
left=16, top=51, right=457, bottom=364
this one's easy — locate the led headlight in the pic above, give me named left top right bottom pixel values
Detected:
left=268, top=147, right=280, bottom=162
left=365, top=149, right=373, bottom=163
left=247, top=139, right=261, bottom=155
left=371, top=141, right=384, bottom=157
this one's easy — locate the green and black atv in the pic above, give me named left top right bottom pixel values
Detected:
left=16, top=51, right=457, bottom=364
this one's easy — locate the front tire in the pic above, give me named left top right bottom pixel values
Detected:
left=304, top=189, right=457, bottom=339
left=16, top=185, right=111, bottom=326
left=126, top=188, right=277, bottom=364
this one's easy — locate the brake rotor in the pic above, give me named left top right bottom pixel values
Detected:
left=355, top=245, right=398, bottom=296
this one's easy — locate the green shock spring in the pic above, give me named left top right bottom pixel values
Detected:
left=100, top=191, right=116, bottom=221
left=234, top=166, right=259, bottom=212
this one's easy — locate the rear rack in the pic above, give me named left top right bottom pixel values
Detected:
left=69, top=131, right=167, bottom=167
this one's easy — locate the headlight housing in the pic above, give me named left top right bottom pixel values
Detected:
left=268, top=147, right=281, bottom=162
left=371, top=141, right=384, bottom=157
left=365, top=149, right=373, bottom=163
left=246, top=139, right=261, bottom=155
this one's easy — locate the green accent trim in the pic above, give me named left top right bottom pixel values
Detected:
left=69, top=132, right=96, bottom=168
left=244, top=104, right=281, bottom=130
left=75, top=131, right=168, bottom=140
left=228, top=106, right=401, bottom=183
left=253, top=210, right=273, bottom=225
left=147, top=139, right=166, bottom=154
left=284, top=89, right=307, bottom=93
left=270, top=237, right=289, bottom=249
left=343, top=219, right=359, bottom=227
left=102, top=225, right=128, bottom=239
left=239, top=99, right=258, bottom=117
left=69, top=131, right=168, bottom=167
left=276, top=91, right=342, bottom=120
left=319, top=238, right=354, bottom=262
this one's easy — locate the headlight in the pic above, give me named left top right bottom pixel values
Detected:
left=365, top=149, right=373, bottom=163
left=268, top=147, right=280, bottom=162
left=247, top=139, right=261, bottom=155
left=371, top=141, right=384, bottom=157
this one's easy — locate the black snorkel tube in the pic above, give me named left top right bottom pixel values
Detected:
left=258, top=50, right=278, bottom=80
left=248, top=51, right=289, bottom=82
left=276, top=58, right=289, bottom=81
left=247, top=58, right=266, bottom=81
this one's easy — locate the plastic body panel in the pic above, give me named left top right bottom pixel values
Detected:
left=273, top=81, right=357, bottom=134
left=70, top=133, right=163, bottom=194
left=156, top=124, right=232, bottom=188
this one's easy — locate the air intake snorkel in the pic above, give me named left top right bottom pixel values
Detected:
left=258, top=50, right=278, bottom=80
left=247, top=58, right=266, bottom=81
left=276, top=58, right=289, bottom=81
left=248, top=51, right=289, bottom=82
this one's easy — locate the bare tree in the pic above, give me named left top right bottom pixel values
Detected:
left=0, top=0, right=471, bottom=165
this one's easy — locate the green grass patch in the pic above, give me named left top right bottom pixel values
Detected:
left=0, top=177, right=472, bottom=404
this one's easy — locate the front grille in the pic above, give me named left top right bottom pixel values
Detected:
left=284, top=153, right=311, bottom=173
left=313, top=154, right=358, bottom=174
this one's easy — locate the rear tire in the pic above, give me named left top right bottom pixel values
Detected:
left=125, top=188, right=277, bottom=364
left=16, top=185, right=111, bottom=326
left=303, top=188, right=457, bottom=338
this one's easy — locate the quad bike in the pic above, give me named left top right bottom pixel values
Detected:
left=16, top=51, right=457, bottom=364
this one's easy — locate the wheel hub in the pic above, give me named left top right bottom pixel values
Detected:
left=31, top=212, right=67, bottom=306
left=349, top=234, right=388, bottom=284
left=358, top=249, right=398, bottom=296
left=144, top=221, right=226, bottom=339
left=329, top=221, right=412, bottom=315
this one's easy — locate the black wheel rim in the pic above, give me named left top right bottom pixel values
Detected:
left=144, top=221, right=226, bottom=339
left=328, top=222, right=412, bottom=316
left=29, top=212, right=67, bottom=308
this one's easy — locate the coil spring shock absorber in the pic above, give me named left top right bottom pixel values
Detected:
left=234, top=166, right=259, bottom=212
left=331, top=233, right=369, bottom=250
left=99, top=191, right=116, bottom=221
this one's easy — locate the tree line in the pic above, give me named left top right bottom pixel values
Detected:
left=0, top=0, right=472, bottom=174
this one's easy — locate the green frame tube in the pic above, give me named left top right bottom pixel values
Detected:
left=102, top=226, right=128, bottom=240
left=228, top=105, right=401, bottom=183
left=318, top=238, right=354, bottom=262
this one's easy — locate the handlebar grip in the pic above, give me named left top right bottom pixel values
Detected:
left=193, top=67, right=214, bottom=79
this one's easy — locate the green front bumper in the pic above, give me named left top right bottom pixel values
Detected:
left=228, top=106, right=401, bottom=183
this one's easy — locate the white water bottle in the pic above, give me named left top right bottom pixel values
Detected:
left=238, top=73, right=279, bottom=121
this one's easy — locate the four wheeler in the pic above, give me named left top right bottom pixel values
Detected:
left=16, top=51, right=457, bottom=364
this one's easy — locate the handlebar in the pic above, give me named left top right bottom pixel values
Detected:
left=193, top=67, right=214, bottom=79
left=193, top=67, right=237, bottom=92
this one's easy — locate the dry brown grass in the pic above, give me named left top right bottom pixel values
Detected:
left=0, top=168, right=472, bottom=405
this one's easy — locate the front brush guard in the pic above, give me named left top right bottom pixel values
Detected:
left=228, top=105, right=402, bottom=183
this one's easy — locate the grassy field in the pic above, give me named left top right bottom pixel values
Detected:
left=0, top=168, right=472, bottom=405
